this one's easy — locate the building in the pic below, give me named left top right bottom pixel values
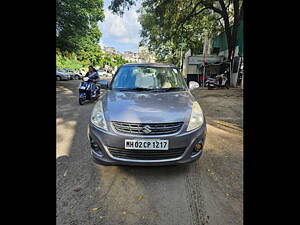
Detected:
left=137, top=46, right=156, bottom=63
left=101, top=45, right=156, bottom=63
left=102, top=46, right=117, bottom=54
left=122, top=51, right=139, bottom=62
left=212, top=20, right=244, bottom=58
left=211, top=20, right=244, bottom=87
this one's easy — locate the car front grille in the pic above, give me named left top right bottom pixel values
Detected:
left=111, top=122, right=184, bottom=135
left=107, top=147, right=185, bottom=160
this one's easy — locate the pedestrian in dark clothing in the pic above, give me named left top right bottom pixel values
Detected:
left=85, top=65, right=98, bottom=77
left=85, top=65, right=100, bottom=97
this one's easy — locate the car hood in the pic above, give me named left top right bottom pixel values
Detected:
left=101, top=90, right=195, bottom=123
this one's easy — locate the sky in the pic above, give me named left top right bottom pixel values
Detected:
left=98, top=0, right=142, bottom=53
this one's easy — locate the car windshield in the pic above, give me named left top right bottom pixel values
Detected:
left=111, top=66, right=187, bottom=91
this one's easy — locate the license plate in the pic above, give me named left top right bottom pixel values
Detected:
left=125, top=139, right=169, bottom=150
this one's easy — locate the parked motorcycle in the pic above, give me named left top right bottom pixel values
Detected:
left=79, top=77, right=100, bottom=105
left=205, top=72, right=229, bottom=89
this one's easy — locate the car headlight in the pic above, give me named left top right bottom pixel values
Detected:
left=187, top=102, right=204, bottom=131
left=91, top=101, right=108, bottom=131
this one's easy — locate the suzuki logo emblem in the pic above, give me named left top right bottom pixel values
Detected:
left=142, top=125, right=152, bottom=134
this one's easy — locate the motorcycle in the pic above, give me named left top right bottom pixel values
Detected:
left=205, top=72, right=229, bottom=90
left=79, top=77, right=100, bottom=105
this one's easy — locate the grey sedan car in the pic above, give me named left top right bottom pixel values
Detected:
left=56, top=68, right=71, bottom=81
left=88, top=63, right=206, bottom=166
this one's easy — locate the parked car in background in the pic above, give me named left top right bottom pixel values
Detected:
left=64, top=68, right=76, bottom=80
left=57, top=68, right=74, bottom=79
left=56, top=68, right=71, bottom=81
left=106, top=72, right=112, bottom=78
left=97, top=69, right=108, bottom=77
left=74, top=71, right=84, bottom=80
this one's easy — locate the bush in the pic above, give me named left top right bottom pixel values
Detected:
left=56, top=48, right=129, bottom=71
left=56, top=50, right=84, bottom=71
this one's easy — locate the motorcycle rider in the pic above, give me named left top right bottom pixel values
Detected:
left=85, top=65, right=100, bottom=97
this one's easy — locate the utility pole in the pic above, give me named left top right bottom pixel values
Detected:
left=203, top=53, right=206, bottom=88
left=179, top=42, right=184, bottom=71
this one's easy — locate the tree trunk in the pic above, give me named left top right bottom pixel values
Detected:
left=216, top=0, right=242, bottom=86
left=229, top=20, right=241, bottom=87
left=229, top=0, right=242, bottom=87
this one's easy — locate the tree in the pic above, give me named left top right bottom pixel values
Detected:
left=179, top=0, right=243, bottom=59
left=137, top=0, right=221, bottom=66
left=56, top=0, right=105, bottom=52
left=56, top=0, right=105, bottom=66
left=109, top=0, right=243, bottom=60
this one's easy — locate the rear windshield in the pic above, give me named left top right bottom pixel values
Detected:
left=111, top=66, right=187, bottom=91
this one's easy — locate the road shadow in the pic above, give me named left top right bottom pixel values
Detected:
left=56, top=80, right=103, bottom=225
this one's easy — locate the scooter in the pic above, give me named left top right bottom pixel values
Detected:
left=205, top=72, right=229, bottom=90
left=79, top=77, right=100, bottom=105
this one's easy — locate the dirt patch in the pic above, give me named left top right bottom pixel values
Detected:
left=191, top=88, right=243, bottom=129
left=189, top=87, right=243, bottom=225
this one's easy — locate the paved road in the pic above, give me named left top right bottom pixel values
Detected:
left=56, top=80, right=243, bottom=225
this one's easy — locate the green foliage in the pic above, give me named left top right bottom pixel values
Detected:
left=56, top=0, right=106, bottom=68
left=108, top=0, right=136, bottom=15
left=99, top=54, right=129, bottom=68
left=56, top=47, right=129, bottom=70
left=56, top=0, right=105, bottom=53
left=137, top=0, right=213, bottom=65
left=133, top=0, right=222, bottom=65
left=56, top=0, right=129, bottom=70
left=110, top=0, right=243, bottom=61
left=56, top=49, right=85, bottom=70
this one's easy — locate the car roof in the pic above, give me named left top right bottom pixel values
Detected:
left=121, top=63, right=177, bottom=68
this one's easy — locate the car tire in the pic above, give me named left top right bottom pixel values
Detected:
left=75, top=75, right=80, bottom=80
left=56, top=76, right=61, bottom=81
left=79, top=98, right=84, bottom=105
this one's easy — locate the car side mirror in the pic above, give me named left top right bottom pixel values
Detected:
left=189, top=81, right=200, bottom=90
left=98, top=80, right=109, bottom=89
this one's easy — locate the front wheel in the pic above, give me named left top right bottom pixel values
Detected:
left=79, top=98, right=84, bottom=105
left=56, top=76, right=61, bottom=81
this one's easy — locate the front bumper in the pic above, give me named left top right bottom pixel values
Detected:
left=88, top=121, right=206, bottom=166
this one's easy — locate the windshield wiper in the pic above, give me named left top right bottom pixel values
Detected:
left=118, top=87, right=185, bottom=92
left=165, top=87, right=185, bottom=91
left=152, top=87, right=185, bottom=92
left=118, top=87, right=153, bottom=92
